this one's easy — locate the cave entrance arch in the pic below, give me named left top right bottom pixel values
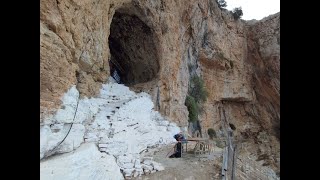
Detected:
left=108, top=6, right=159, bottom=86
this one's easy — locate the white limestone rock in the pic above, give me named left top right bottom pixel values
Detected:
left=40, top=125, right=58, bottom=159
left=123, top=168, right=135, bottom=177
left=122, top=163, right=135, bottom=169
left=99, top=148, right=107, bottom=152
left=98, top=144, right=108, bottom=148
left=41, top=82, right=182, bottom=178
left=74, top=98, right=95, bottom=124
left=143, top=157, right=153, bottom=161
left=99, top=136, right=110, bottom=144
left=40, top=143, right=124, bottom=180
left=103, top=141, right=128, bottom=156
left=142, top=164, right=153, bottom=171
left=117, top=155, right=133, bottom=166
left=134, top=159, right=142, bottom=169
left=53, top=86, right=79, bottom=124
left=98, top=130, right=110, bottom=138
left=40, top=124, right=84, bottom=159
left=142, top=159, right=152, bottom=166
left=55, top=124, right=85, bottom=154
left=143, top=169, right=151, bottom=174
left=84, top=132, right=99, bottom=142
left=49, top=124, right=64, bottom=131
left=133, top=171, right=139, bottom=178
left=151, top=161, right=165, bottom=171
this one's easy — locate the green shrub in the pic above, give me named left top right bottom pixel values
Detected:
left=216, top=0, right=227, bottom=8
left=185, top=95, right=198, bottom=122
left=207, top=128, right=216, bottom=139
left=232, top=7, right=243, bottom=20
left=189, top=75, right=208, bottom=103
left=185, top=75, right=208, bottom=124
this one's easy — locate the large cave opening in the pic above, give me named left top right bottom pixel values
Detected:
left=108, top=9, right=159, bottom=86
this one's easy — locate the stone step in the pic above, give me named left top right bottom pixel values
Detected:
left=99, top=97, right=136, bottom=104
left=98, top=144, right=108, bottom=148
left=99, top=147, right=107, bottom=152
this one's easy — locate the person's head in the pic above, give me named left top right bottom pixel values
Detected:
left=174, top=134, right=182, bottom=141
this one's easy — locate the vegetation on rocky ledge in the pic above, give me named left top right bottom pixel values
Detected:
left=185, top=75, right=208, bottom=122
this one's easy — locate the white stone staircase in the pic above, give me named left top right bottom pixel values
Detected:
left=83, top=94, right=136, bottom=143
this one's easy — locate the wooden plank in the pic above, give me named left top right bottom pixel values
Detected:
left=187, top=138, right=209, bottom=141
left=210, top=138, right=228, bottom=141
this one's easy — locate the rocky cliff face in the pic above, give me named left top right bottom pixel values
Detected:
left=40, top=0, right=279, bottom=178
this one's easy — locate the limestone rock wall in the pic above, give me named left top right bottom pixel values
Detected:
left=40, top=0, right=280, bottom=177
left=40, top=0, right=131, bottom=122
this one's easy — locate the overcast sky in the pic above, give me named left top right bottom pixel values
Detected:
left=225, top=0, right=280, bottom=20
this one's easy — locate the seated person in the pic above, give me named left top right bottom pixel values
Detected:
left=169, top=133, right=185, bottom=158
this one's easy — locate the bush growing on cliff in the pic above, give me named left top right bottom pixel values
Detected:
left=189, top=75, right=208, bottom=103
left=216, top=0, right=227, bottom=8
left=185, top=75, right=208, bottom=123
left=232, top=7, right=243, bottom=20
left=185, top=95, right=198, bottom=122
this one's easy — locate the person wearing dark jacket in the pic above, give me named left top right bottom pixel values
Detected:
left=169, top=134, right=183, bottom=158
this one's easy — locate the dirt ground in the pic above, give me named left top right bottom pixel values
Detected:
left=133, top=142, right=224, bottom=180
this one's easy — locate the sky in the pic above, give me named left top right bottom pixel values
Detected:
left=225, top=0, right=280, bottom=20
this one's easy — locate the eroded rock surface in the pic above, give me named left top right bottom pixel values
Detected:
left=40, top=0, right=280, bottom=179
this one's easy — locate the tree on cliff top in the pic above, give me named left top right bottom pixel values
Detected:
left=217, top=0, right=227, bottom=8
left=232, top=7, right=243, bottom=20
